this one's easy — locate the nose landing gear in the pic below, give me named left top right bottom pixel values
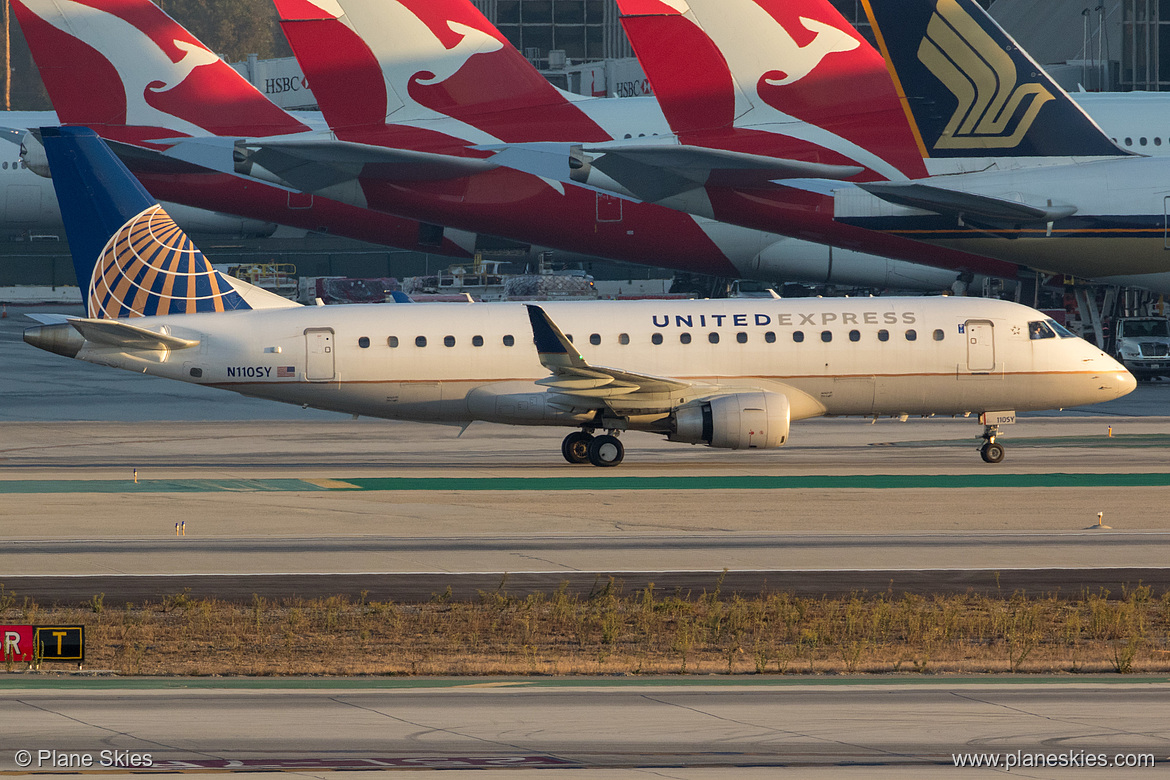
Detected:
left=979, top=424, right=1005, bottom=463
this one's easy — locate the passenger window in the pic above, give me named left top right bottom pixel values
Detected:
left=589, top=334, right=601, bottom=345
left=905, top=329, right=917, bottom=341
left=388, top=336, right=398, bottom=348
left=848, top=330, right=860, bottom=342
left=708, top=332, right=720, bottom=344
left=503, top=335, right=514, bottom=347
left=1028, top=320, right=1056, bottom=340
left=652, top=333, right=663, bottom=345
left=878, top=330, right=889, bottom=342
left=821, top=330, right=832, bottom=343
left=1157, top=137, right=1163, bottom=146
left=2, top=162, right=6, bottom=170
left=793, top=331, right=804, bottom=343
left=933, top=329, right=945, bottom=341
left=358, top=337, right=370, bottom=348
left=566, top=334, right=573, bottom=342
left=736, top=332, right=747, bottom=343
left=619, top=333, right=630, bottom=345
left=1125, top=137, right=1133, bottom=145
left=680, top=332, right=692, bottom=344
left=472, top=335, right=483, bottom=347
left=444, top=335, right=455, bottom=347
left=1140, top=137, right=1148, bottom=146
left=415, top=336, right=427, bottom=347
left=764, top=331, right=776, bottom=343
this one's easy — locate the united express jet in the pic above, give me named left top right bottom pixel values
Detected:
left=23, top=127, right=1134, bottom=466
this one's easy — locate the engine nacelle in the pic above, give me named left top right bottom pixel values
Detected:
left=669, top=391, right=790, bottom=449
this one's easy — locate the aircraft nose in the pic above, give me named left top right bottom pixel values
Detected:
left=1117, top=368, right=1138, bottom=397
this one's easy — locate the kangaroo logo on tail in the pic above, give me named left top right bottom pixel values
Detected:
left=759, top=16, right=859, bottom=87
left=917, top=0, right=1052, bottom=149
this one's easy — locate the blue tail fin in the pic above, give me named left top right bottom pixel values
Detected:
left=861, top=0, right=1125, bottom=159
left=41, top=126, right=252, bottom=319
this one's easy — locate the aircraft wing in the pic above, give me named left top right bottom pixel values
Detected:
left=858, top=182, right=1078, bottom=227
left=68, top=318, right=200, bottom=351
left=526, top=305, right=704, bottom=416
left=573, top=142, right=863, bottom=203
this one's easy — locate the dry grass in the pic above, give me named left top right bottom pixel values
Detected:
left=3, top=580, right=1170, bottom=676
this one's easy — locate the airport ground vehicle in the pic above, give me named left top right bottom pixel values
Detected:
left=1112, top=317, right=1170, bottom=379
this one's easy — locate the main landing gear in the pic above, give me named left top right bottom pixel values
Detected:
left=561, top=430, right=624, bottom=467
left=979, top=424, right=1005, bottom=464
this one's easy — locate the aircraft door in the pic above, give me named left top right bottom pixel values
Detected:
left=304, top=328, right=335, bottom=381
left=965, top=320, right=995, bottom=372
left=596, top=192, right=622, bottom=222
left=1164, top=196, right=1170, bottom=249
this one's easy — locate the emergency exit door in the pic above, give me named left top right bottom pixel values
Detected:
left=965, top=320, right=995, bottom=372
left=304, top=328, right=335, bottom=381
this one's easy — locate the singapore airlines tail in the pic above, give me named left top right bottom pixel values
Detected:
left=40, top=126, right=297, bottom=319
left=860, top=0, right=1125, bottom=161
left=10, top=0, right=310, bottom=143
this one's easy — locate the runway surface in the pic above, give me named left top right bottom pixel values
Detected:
left=1, top=678, right=1167, bottom=778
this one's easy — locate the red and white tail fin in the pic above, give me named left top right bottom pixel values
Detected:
left=617, top=0, right=927, bottom=177
left=11, top=0, right=309, bottom=145
left=274, top=0, right=609, bottom=143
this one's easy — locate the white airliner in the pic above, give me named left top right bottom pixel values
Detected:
left=0, top=111, right=277, bottom=238
left=22, top=127, right=1135, bottom=466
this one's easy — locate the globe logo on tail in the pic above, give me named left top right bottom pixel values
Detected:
left=89, top=205, right=250, bottom=319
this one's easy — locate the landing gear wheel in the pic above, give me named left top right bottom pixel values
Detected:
left=587, top=434, right=624, bottom=467
left=561, top=431, right=594, bottom=464
left=980, top=442, right=1005, bottom=464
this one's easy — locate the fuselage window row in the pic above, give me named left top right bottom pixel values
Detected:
left=377, top=327, right=941, bottom=351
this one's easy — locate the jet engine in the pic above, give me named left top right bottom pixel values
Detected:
left=669, top=391, right=790, bottom=449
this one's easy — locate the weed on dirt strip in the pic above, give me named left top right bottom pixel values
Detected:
left=2, top=581, right=1170, bottom=675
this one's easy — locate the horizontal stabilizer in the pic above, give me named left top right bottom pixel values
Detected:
left=24, top=312, right=71, bottom=325
left=69, top=317, right=200, bottom=351
left=858, top=182, right=1077, bottom=226
left=239, top=138, right=498, bottom=192
left=577, top=143, right=862, bottom=202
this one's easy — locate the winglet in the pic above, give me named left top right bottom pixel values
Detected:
left=526, top=305, right=587, bottom=370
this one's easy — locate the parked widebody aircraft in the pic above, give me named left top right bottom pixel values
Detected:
left=0, top=111, right=277, bottom=239
left=24, top=127, right=1135, bottom=466
left=8, top=0, right=997, bottom=293
left=526, top=0, right=1170, bottom=294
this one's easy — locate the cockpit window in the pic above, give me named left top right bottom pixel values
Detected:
left=1028, top=320, right=1056, bottom=340
left=1046, top=319, right=1077, bottom=338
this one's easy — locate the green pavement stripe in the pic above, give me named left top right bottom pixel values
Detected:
left=2, top=473, right=1170, bottom=493
left=1, top=675, right=1168, bottom=690
left=339, top=474, right=1170, bottom=490
left=0, top=479, right=329, bottom=494
left=891, top=434, right=1170, bottom=449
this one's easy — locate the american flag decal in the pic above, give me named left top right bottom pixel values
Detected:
left=277, top=366, right=296, bottom=378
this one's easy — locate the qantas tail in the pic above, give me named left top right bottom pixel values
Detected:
left=617, top=0, right=928, bottom=177
left=273, top=0, right=609, bottom=143
left=11, top=0, right=309, bottom=145
left=41, top=126, right=295, bottom=319
left=861, top=0, right=1124, bottom=159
